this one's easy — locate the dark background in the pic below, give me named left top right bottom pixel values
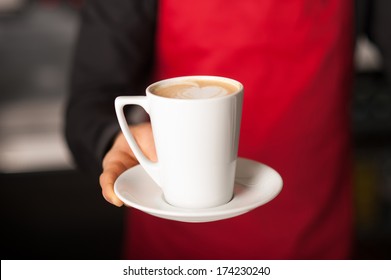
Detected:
left=1, top=0, right=391, bottom=259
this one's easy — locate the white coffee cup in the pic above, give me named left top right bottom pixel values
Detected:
left=115, top=76, right=243, bottom=208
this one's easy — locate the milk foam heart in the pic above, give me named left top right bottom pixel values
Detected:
left=177, top=85, right=229, bottom=99
left=152, top=79, right=238, bottom=99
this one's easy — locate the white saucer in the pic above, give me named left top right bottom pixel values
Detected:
left=114, top=157, right=283, bottom=223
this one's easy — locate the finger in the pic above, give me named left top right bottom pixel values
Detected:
left=99, top=167, right=124, bottom=207
left=102, top=149, right=136, bottom=170
left=130, top=123, right=157, bottom=162
left=100, top=148, right=139, bottom=206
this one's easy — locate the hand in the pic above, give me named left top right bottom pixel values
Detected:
left=99, top=122, right=157, bottom=206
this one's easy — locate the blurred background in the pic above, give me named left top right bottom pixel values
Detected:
left=1, top=0, right=390, bottom=259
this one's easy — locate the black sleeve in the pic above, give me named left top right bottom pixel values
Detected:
left=65, top=0, right=157, bottom=176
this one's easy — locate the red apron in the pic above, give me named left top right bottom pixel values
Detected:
left=124, top=0, right=354, bottom=259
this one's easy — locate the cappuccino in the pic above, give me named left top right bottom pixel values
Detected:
left=151, top=78, right=238, bottom=99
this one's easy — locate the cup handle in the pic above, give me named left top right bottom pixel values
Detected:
left=115, top=96, right=160, bottom=185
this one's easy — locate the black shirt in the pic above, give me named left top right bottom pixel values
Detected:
left=65, top=0, right=157, bottom=175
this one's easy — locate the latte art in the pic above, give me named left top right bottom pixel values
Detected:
left=152, top=79, right=238, bottom=99
left=177, top=85, right=229, bottom=99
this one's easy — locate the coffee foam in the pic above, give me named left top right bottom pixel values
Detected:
left=152, top=80, right=237, bottom=99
